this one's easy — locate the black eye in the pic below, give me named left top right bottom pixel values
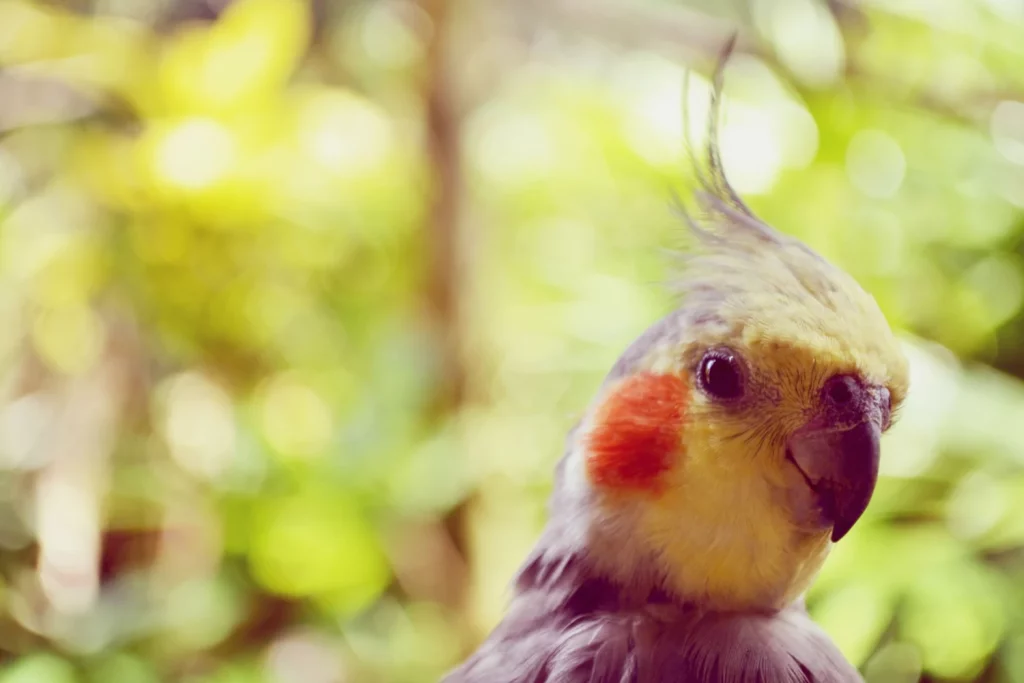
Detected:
left=698, top=350, right=744, bottom=400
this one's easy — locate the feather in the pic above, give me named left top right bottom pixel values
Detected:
left=677, top=35, right=787, bottom=256
left=584, top=372, right=688, bottom=493
left=701, top=35, right=753, bottom=219
left=443, top=545, right=863, bottom=683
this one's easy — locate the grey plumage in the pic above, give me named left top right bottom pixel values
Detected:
left=442, top=434, right=861, bottom=683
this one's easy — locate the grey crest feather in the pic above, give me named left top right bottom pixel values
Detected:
left=678, top=34, right=785, bottom=249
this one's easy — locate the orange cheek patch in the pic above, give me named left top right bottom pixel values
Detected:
left=584, top=372, right=688, bottom=494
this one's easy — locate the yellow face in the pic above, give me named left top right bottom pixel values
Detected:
left=578, top=225, right=910, bottom=613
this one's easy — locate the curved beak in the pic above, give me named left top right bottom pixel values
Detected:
left=787, top=377, right=888, bottom=542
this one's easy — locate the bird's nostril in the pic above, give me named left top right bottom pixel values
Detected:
left=825, top=375, right=857, bottom=406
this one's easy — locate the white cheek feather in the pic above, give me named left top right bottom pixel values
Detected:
left=561, top=413, right=666, bottom=600
left=562, top=421, right=592, bottom=502
left=645, top=343, right=686, bottom=377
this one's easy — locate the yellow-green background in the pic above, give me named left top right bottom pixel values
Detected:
left=0, top=0, right=1021, bottom=681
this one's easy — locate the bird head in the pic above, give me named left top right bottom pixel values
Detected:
left=558, top=46, right=910, bottom=614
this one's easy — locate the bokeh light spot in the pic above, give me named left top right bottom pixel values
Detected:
left=31, top=305, right=104, bottom=375
left=963, top=253, right=1024, bottom=326
left=160, top=372, right=237, bottom=481
left=776, top=101, right=819, bottom=169
left=358, top=0, right=429, bottom=70
left=991, top=100, right=1024, bottom=165
left=612, top=52, right=688, bottom=166
left=297, top=91, right=394, bottom=178
left=946, top=470, right=1006, bottom=540
left=880, top=340, right=956, bottom=478
left=0, top=393, right=56, bottom=470
left=846, top=130, right=906, bottom=199
left=161, top=576, right=243, bottom=652
left=468, top=107, right=557, bottom=188
left=154, top=119, right=237, bottom=190
left=249, top=492, right=389, bottom=609
left=36, top=477, right=100, bottom=615
left=757, top=0, right=845, bottom=87
left=720, top=106, right=784, bottom=195
left=258, top=374, right=333, bottom=459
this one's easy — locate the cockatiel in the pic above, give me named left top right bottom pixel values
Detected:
left=444, top=41, right=909, bottom=683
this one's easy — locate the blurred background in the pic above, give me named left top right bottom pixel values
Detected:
left=0, top=0, right=1023, bottom=681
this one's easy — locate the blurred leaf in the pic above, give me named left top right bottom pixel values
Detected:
left=87, top=654, right=159, bottom=683
left=159, top=575, right=246, bottom=653
left=248, top=487, right=390, bottom=613
left=156, top=0, right=310, bottom=116
left=0, top=654, right=77, bottom=683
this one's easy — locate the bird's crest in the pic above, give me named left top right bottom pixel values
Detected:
left=671, top=37, right=907, bottom=403
left=675, top=35, right=785, bottom=254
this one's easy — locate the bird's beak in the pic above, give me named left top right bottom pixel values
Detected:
left=786, top=377, right=888, bottom=542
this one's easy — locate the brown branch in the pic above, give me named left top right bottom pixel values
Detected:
left=419, top=0, right=472, bottom=629
left=422, top=0, right=466, bottom=416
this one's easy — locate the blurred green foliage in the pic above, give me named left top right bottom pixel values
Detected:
left=1, top=0, right=1024, bottom=681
